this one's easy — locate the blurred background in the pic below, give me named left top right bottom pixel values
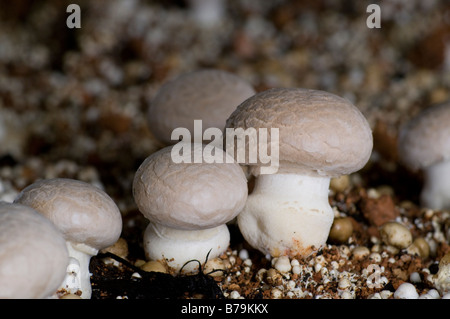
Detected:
left=1, top=0, right=450, bottom=208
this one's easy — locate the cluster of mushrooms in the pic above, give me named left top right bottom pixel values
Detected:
left=1, top=69, right=449, bottom=299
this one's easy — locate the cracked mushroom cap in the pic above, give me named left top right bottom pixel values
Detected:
left=398, top=102, right=450, bottom=171
left=14, top=178, right=122, bottom=251
left=226, top=88, right=373, bottom=177
left=148, top=69, right=256, bottom=144
left=133, top=143, right=248, bottom=230
left=0, top=202, right=69, bottom=299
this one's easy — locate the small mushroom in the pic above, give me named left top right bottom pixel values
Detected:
left=0, top=202, right=69, bottom=299
left=147, top=69, right=255, bottom=145
left=14, top=178, right=123, bottom=299
left=226, top=88, right=373, bottom=257
left=397, top=102, right=450, bottom=210
left=433, top=251, right=450, bottom=295
left=133, top=143, right=247, bottom=273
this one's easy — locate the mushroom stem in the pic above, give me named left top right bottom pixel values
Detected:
left=237, top=173, right=334, bottom=257
left=63, top=242, right=98, bottom=299
left=143, top=222, right=230, bottom=273
left=421, top=160, right=450, bottom=210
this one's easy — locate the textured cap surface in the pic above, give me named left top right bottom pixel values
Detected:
left=133, top=143, right=248, bottom=230
left=0, top=202, right=69, bottom=298
left=398, top=102, right=450, bottom=170
left=148, top=69, right=255, bottom=144
left=14, top=178, right=122, bottom=250
left=226, top=88, right=373, bottom=177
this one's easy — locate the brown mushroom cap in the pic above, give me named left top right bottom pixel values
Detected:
left=133, top=143, right=248, bottom=230
left=0, top=202, right=69, bottom=299
left=148, top=69, right=255, bottom=144
left=398, top=102, right=450, bottom=171
left=226, top=88, right=373, bottom=177
left=14, top=178, right=122, bottom=251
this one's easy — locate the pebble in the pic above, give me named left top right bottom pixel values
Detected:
left=140, top=260, right=168, bottom=274
left=409, top=272, right=421, bottom=283
left=271, top=288, right=283, bottom=299
left=203, top=258, right=226, bottom=276
left=338, top=278, right=351, bottom=290
left=274, top=256, right=292, bottom=273
left=406, top=237, right=430, bottom=259
left=394, top=282, right=419, bottom=299
left=330, top=175, right=350, bottom=193
left=328, top=217, right=353, bottom=243
left=379, top=222, right=413, bottom=249
left=368, top=252, right=382, bottom=263
left=229, top=290, right=241, bottom=299
left=238, top=249, right=249, bottom=260
left=351, top=246, right=370, bottom=260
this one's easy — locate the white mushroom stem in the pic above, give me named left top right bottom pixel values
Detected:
left=237, top=173, right=334, bottom=257
left=60, top=257, right=81, bottom=296
left=421, top=160, right=450, bottom=210
left=143, top=222, right=230, bottom=274
left=63, top=242, right=98, bottom=299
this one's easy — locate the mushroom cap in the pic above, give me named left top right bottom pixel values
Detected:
left=225, top=88, right=373, bottom=177
left=398, top=102, right=450, bottom=171
left=0, top=202, right=69, bottom=299
left=148, top=69, right=256, bottom=144
left=133, top=143, right=248, bottom=230
left=14, top=178, right=122, bottom=251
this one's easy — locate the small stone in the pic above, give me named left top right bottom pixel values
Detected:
left=407, top=237, right=430, bottom=259
left=328, top=217, right=353, bottom=244
left=410, top=272, right=422, bottom=283
left=330, top=175, right=350, bottom=193
left=379, top=222, right=412, bottom=249
left=352, top=246, right=370, bottom=260
left=338, top=278, right=351, bottom=290
left=229, top=290, right=241, bottom=299
left=368, top=252, right=381, bottom=263
left=380, top=290, right=393, bottom=299
left=203, top=258, right=226, bottom=277
left=274, top=256, right=291, bottom=273
left=394, top=282, right=419, bottom=299
left=271, top=288, right=283, bottom=299
left=140, top=260, right=168, bottom=274
left=238, top=249, right=249, bottom=260
left=266, top=268, right=282, bottom=285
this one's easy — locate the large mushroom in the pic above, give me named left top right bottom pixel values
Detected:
left=133, top=143, right=248, bottom=273
left=147, top=69, right=255, bottom=146
left=226, top=88, right=373, bottom=257
left=0, top=202, right=69, bottom=299
left=397, top=101, right=450, bottom=210
left=14, top=178, right=123, bottom=299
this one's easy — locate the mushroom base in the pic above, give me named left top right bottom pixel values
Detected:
left=143, top=222, right=230, bottom=273
left=61, top=242, right=98, bottom=299
left=237, top=173, right=334, bottom=258
left=421, top=160, right=450, bottom=210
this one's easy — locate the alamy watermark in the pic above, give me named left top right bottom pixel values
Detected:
left=170, top=120, right=280, bottom=175
left=66, top=3, right=380, bottom=30
left=366, top=264, right=388, bottom=289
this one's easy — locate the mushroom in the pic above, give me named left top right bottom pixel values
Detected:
left=225, top=88, right=373, bottom=257
left=133, top=142, right=247, bottom=273
left=14, top=178, right=122, bottom=299
left=147, top=69, right=255, bottom=146
left=397, top=101, right=450, bottom=210
left=0, top=202, right=69, bottom=299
